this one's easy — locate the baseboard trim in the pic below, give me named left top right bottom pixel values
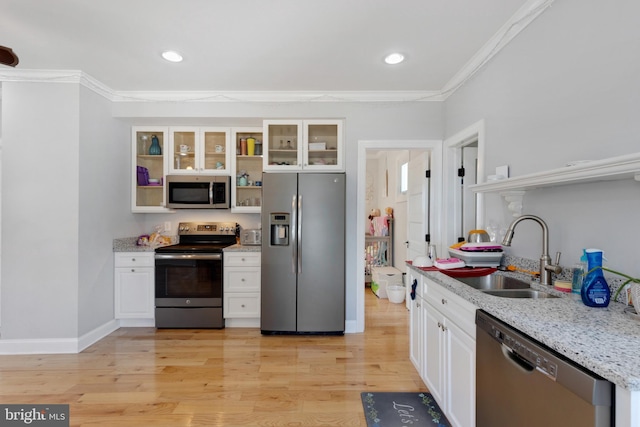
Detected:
left=117, top=318, right=155, bottom=328
left=78, top=320, right=120, bottom=352
left=0, top=320, right=119, bottom=355
left=345, top=320, right=358, bottom=334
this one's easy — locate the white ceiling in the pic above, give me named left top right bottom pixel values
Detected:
left=2, top=0, right=532, bottom=93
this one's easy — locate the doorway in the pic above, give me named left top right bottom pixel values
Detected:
left=356, top=140, right=442, bottom=333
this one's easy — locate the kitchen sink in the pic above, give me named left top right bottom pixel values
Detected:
left=456, top=273, right=559, bottom=298
left=456, top=274, right=531, bottom=290
left=481, top=289, right=559, bottom=299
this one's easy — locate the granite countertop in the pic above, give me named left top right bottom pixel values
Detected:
left=113, top=237, right=156, bottom=252
left=407, top=263, right=640, bottom=391
left=224, top=244, right=261, bottom=252
left=113, top=238, right=261, bottom=253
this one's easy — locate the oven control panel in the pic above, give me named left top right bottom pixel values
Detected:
left=177, top=222, right=237, bottom=235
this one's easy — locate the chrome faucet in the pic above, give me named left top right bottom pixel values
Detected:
left=501, top=214, right=562, bottom=285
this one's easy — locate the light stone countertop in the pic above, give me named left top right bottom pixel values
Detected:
left=224, top=244, right=261, bottom=252
left=113, top=237, right=156, bottom=252
left=113, top=238, right=261, bottom=253
left=407, top=263, right=640, bottom=391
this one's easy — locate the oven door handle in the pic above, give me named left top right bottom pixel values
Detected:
left=155, top=253, right=222, bottom=261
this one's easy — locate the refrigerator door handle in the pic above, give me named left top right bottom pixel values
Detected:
left=291, top=194, right=298, bottom=274
left=297, top=195, right=303, bottom=273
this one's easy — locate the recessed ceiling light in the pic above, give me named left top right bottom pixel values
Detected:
left=384, top=53, right=405, bottom=65
left=162, top=50, right=183, bottom=63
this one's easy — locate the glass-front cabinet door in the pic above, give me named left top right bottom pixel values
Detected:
left=132, top=126, right=169, bottom=212
left=263, top=119, right=344, bottom=172
left=168, top=127, right=230, bottom=174
left=231, top=127, right=263, bottom=213
left=303, top=119, right=343, bottom=171
left=263, top=120, right=303, bottom=171
left=169, top=127, right=197, bottom=173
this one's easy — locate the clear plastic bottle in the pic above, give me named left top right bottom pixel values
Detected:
left=571, top=250, right=587, bottom=294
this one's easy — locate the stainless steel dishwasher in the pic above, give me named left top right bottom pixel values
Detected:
left=476, top=310, right=613, bottom=427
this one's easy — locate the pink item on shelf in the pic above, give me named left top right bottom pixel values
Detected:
left=459, top=242, right=503, bottom=252
left=434, top=258, right=466, bottom=270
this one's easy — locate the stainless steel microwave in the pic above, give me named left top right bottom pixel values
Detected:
left=166, top=175, right=230, bottom=209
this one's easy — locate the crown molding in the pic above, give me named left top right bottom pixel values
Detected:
left=0, top=0, right=554, bottom=104
left=440, top=0, right=555, bottom=98
left=110, top=90, right=444, bottom=103
left=0, top=69, right=114, bottom=101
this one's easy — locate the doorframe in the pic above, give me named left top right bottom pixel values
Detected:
left=356, top=139, right=442, bottom=333
left=442, top=120, right=486, bottom=247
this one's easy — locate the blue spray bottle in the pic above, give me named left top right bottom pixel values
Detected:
left=580, top=248, right=610, bottom=307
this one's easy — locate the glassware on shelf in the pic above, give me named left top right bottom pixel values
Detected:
left=139, top=135, right=149, bottom=154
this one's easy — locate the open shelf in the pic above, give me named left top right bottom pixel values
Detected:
left=471, top=152, right=640, bottom=193
left=470, top=152, right=640, bottom=216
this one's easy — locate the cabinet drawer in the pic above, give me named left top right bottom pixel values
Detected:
left=225, top=268, right=260, bottom=292
left=224, top=252, right=261, bottom=267
left=425, top=278, right=477, bottom=337
left=114, top=252, right=155, bottom=267
left=224, top=293, right=260, bottom=318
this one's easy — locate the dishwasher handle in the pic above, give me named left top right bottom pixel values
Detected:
left=501, top=343, right=535, bottom=374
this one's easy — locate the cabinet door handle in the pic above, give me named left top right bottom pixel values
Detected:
left=131, top=258, right=136, bottom=262
left=241, top=278, right=246, bottom=282
left=441, top=298, right=447, bottom=305
left=131, top=269, right=135, bottom=272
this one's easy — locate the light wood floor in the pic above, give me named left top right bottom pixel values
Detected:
left=0, top=291, right=424, bottom=426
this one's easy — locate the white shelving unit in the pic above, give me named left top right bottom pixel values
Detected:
left=470, top=152, right=640, bottom=216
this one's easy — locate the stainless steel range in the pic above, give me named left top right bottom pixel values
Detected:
left=154, top=221, right=237, bottom=328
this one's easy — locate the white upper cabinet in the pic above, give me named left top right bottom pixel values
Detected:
left=263, top=119, right=343, bottom=172
left=132, top=126, right=170, bottom=213
left=168, top=127, right=231, bottom=175
left=231, top=127, right=264, bottom=213
left=303, top=119, right=344, bottom=171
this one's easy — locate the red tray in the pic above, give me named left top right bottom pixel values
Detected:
left=406, top=261, right=496, bottom=278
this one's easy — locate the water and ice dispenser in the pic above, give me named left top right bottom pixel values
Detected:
left=270, top=213, right=290, bottom=246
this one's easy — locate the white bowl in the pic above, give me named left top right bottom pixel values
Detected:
left=413, top=255, right=433, bottom=267
left=148, top=178, right=159, bottom=184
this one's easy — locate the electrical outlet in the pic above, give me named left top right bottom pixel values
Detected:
left=164, top=221, right=171, bottom=232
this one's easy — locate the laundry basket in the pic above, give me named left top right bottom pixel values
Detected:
left=387, top=284, right=406, bottom=304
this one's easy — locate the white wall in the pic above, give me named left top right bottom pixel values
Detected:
left=444, top=0, right=640, bottom=276
left=77, top=87, right=132, bottom=336
left=1, top=82, right=80, bottom=339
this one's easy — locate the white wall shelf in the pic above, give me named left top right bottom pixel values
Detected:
left=470, top=152, right=640, bottom=216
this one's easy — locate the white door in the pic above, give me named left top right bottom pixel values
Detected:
left=407, top=151, right=430, bottom=261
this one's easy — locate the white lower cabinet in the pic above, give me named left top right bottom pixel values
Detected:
left=223, top=251, right=260, bottom=327
left=411, top=275, right=477, bottom=427
left=114, top=252, right=155, bottom=325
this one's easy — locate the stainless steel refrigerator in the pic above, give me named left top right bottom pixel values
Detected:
left=261, top=172, right=345, bottom=334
